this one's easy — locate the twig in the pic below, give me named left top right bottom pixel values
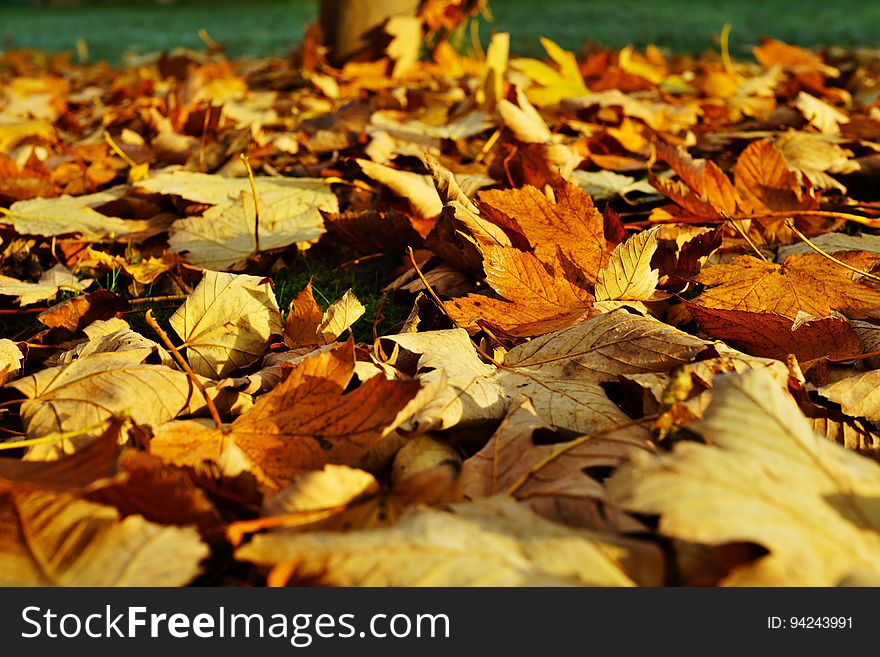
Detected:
left=785, top=218, right=880, bottom=284
left=145, top=309, right=224, bottom=432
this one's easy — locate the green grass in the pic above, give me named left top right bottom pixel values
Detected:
left=1, top=0, right=879, bottom=64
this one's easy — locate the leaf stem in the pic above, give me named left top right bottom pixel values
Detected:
left=145, top=309, right=224, bottom=432
left=784, top=219, right=880, bottom=284
left=240, top=153, right=261, bottom=254
left=405, top=246, right=506, bottom=368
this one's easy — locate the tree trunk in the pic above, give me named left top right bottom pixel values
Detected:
left=319, top=0, right=420, bottom=66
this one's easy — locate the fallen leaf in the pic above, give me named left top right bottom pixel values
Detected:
left=0, top=188, right=149, bottom=239
left=236, top=496, right=663, bottom=586
left=169, top=270, right=283, bottom=378
left=595, top=226, right=661, bottom=302
left=695, top=253, right=880, bottom=320
left=380, top=328, right=505, bottom=431
left=0, top=338, right=23, bottom=384
left=0, top=488, right=207, bottom=586
left=685, top=303, right=862, bottom=362
left=460, top=397, right=653, bottom=530
left=608, top=368, right=880, bottom=585
left=493, top=309, right=708, bottom=433
left=0, top=264, right=93, bottom=306
left=7, top=350, right=243, bottom=445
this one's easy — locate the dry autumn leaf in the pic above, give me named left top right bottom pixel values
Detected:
left=153, top=341, right=419, bottom=490
left=169, top=270, right=283, bottom=379
left=0, top=488, right=207, bottom=586
left=236, top=496, right=663, bottom=586
left=694, top=253, right=880, bottom=320
left=685, top=303, right=862, bottom=362
left=609, top=368, right=880, bottom=585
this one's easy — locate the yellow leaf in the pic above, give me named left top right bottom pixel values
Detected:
left=609, top=368, right=880, bottom=585
left=170, top=270, right=283, bottom=379
left=236, top=497, right=663, bottom=586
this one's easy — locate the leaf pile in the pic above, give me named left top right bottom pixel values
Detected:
left=4, top=21, right=880, bottom=586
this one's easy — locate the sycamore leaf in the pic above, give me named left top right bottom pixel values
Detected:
left=0, top=489, right=207, bottom=586
left=608, top=368, right=880, bottom=586
left=0, top=338, right=23, bottom=385
left=685, top=303, right=862, bottom=362
left=153, top=342, right=419, bottom=490
left=236, top=496, right=663, bottom=586
left=510, top=38, right=589, bottom=107
left=477, top=181, right=607, bottom=281
left=445, top=245, right=596, bottom=337
left=595, top=227, right=661, bottom=302
left=381, top=329, right=506, bottom=431
left=695, top=253, right=880, bottom=320
left=493, top=309, right=709, bottom=433
left=460, top=398, right=654, bottom=530
left=0, top=264, right=93, bottom=306
left=6, top=350, right=244, bottom=445
left=169, top=271, right=283, bottom=379
left=0, top=188, right=149, bottom=239
left=816, top=371, right=880, bottom=424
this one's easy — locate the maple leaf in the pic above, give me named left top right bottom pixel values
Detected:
left=685, top=303, right=862, bottom=363
left=169, top=270, right=283, bottom=379
left=152, top=341, right=420, bottom=490
left=694, top=252, right=880, bottom=320
left=7, top=350, right=244, bottom=448
left=236, top=497, right=663, bottom=586
left=460, top=397, right=654, bottom=530
left=284, top=282, right=365, bottom=348
left=476, top=180, right=608, bottom=281
left=0, top=488, right=207, bottom=586
left=445, top=245, right=596, bottom=337
left=608, top=368, right=880, bottom=586
left=0, top=338, right=23, bottom=385
left=594, top=226, right=662, bottom=304
left=380, top=328, right=506, bottom=431
left=815, top=371, right=880, bottom=425
left=0, top=264, right=93, bottom=306
left=493, top=310, right=709, bottom=433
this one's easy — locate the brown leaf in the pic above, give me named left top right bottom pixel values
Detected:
left=0, top=488, right=207, bottom=586
left=153, top=342, right=420, bottom=490
left=460, top=398, right=654, bottom=530
left=695, top=253, right=880, bottom=320
left=446, top=245, right=596, bottom=337
left=476, top=180, right=608, bottom=281
left=685, top=302, right=862, bottom=362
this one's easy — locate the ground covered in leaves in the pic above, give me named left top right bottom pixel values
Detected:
left=4, top=14, right=880, bottom=586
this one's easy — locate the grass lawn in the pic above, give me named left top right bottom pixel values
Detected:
left=1, top=0, right=879, bottom=64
